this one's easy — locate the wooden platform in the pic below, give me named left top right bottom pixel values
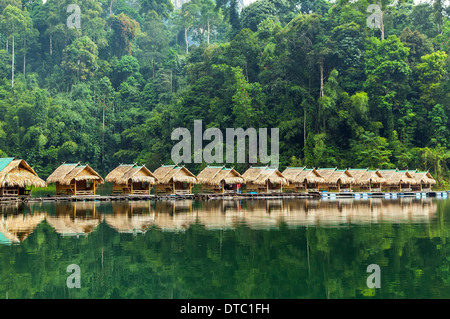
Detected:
left=0, top=190, right=447, bottom=203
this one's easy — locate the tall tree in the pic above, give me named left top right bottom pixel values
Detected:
left=109, top=13, right=141, bottom=57
left=0, top=5, right=31, bottom=87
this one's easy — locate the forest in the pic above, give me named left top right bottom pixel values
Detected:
left=0, top=0, right=449, bottom=185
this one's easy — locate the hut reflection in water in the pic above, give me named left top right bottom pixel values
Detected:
left=0, top=198, right=440, bottom=244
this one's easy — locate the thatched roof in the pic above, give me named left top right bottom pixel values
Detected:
left=282, top=167, right=325, bottom=184
left=384, top=170, right=417, bottom=186
left=298, top=169, right=326, bottom=184
left=281, top=167, right=305, bottom=183
left=242, top=167, right=288, bottom=185
left=46, top=162, right=104, bottom=185
left=325, top=169, right=355, bottom=185
left=316, top=168, right=337, bottom=180
left=0, top=158, right=46, bottom=188
left=353, top=169, right=386, bottom=185
left=412, top=171, right=437, bottom=185
left=153, top=165, right=197, bottom=184
left=378, top=169, right=398, bottom=181
left=197, top=166, right=245, bottom=186
left=105, top=164, right=157, bottom=185
left=347, top=169, right=368, bottom=181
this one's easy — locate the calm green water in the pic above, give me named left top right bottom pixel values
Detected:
left=1, top=197, right=450, bottom=299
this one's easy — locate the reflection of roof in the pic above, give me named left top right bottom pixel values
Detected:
left=0, top=231, right=14, bottom=245
left=45, top=216, right=101, bottom=236
left=104, top=214, right=155, bottom=233
left=0, top=214, right=46, bottom=244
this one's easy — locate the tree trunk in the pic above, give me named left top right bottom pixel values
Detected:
left=11, top=32, right=14, bottom=88
left=185, top=26, right=189, bottom=54
left=303, top=107, right=306, bottom=146
left=102, top=105, right=105, bottom=163
left=50, top=34, right=52, bottom=56
left=319, top=61, right=324, bottom=98
left=152, top=59, right=155, bottom=79
left=23, top=37, right=26, bottom=77
left=378, top=1, right=384, bottom=41
left=207, top=19, right=210, bottom=45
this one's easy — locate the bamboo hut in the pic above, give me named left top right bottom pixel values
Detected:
left=316, top=168, right=337, bottom=190
left=153, top=165, right=197, bottom=195
left=242, top=166, right=288, bottom=193
left=46, top=162, right=104, bottom=196
left=0, top=157, right=46, bottom=197
left=350, top=169, right=386, bottom=192
left=282, top=167, right=325, bottom=192
left=197, top=166, right=245, bottom=194
left=105, top=164, right=157, bottom=195
left=411, top=171, right=436, bottom=191
left=322, top=169, right=355, bottom=192
left=282, top=167, right=305, bottom=192
left=378, top=169, right=398, bottom=191
left=382, top=169, right=417, bottom=192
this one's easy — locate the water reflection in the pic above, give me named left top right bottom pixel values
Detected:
left=0, top=198, right=439, bottom=244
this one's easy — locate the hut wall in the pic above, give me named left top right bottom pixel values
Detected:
left=284, top=183, right=303, bottom=192
left=56, top=180, right=97, bottom=196
left=246, top=182, right=282, bottom=193
left=112, top=183, right=128, bottom=194
left=0, top=186, right=25, bottom=197
left=155, top=181, right=192, bottom=194
left=201, top=184, right=219, bottom=193
left=223, top=183, right=239, bottom=193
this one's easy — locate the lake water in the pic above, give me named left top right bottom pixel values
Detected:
left=1, top=197, right=450, bottom=299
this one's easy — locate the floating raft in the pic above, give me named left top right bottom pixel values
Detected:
left=0, top=191, right=448, bottom=203
left=319, top=191, right=449, bottom=199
